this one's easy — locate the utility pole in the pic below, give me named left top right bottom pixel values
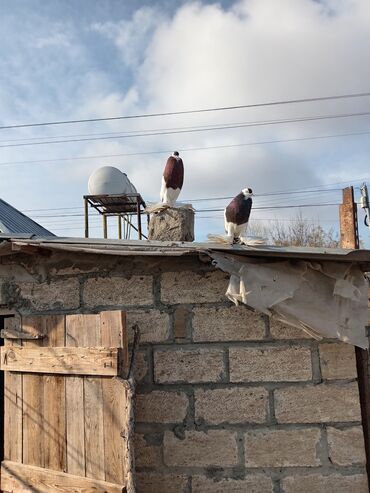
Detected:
left=339, top=186, right=370, bottom=485
left=360, top=183, right=370, bottom=234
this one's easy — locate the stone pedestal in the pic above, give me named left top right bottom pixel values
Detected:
left=148, top=207, right=194, bottom=242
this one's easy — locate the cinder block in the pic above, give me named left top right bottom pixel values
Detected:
left=193, top=306, right=265, bottom=342
left=154, top=348, right=225, bottom=383
left=245, top=428, right=321, bottom=467
left=148, top=207, right=194, bottom=242
left=195, top=387, right=268, bottom=424
left=327, top=426, right=366, bottom=465
left=15, top=278, right=80, bottom=310
left=83, top=275, right=153, bottom=307
left=229, top=346, right=312, bottom=382
left=136, top=473, right=188, bottom=493
left=127, top=309, right=170, bottom=343
left=163, top=430, right=238, bottom=467
left=173, top=306, right=189, bottom=340
left=134, top=433, right=162, bottom=468
left=161, top=270, right=229, bottom=304
left=319, top=343, right=357, bottom=380
left=269, top=318, right=312, bottom=339
left=192, top=476, right=273, bottom=493
left=281, top=474, right=368, bottom=493
left=275, top=383, right=362, bottom=423
left=136, top=391, right=188, bottom=423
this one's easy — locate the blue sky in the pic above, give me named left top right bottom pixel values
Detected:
left=1, top=0, right=370, bottom=243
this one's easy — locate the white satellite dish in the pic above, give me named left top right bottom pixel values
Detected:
left=88, top=166, right=135, bottom=195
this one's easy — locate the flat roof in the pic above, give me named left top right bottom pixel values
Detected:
left=0, top=235, right=369, bottom=268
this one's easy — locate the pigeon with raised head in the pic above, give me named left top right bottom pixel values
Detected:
left=224, top=187, right=253, bottom=243
left=160, top=151, right=184, bottom=206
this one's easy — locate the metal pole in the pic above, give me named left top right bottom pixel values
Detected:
left=137, top=197, right=142, bottom=240
left=118, top=215, right=122, bottom=239
left=103, top=215, right=108, bottom=239
left=84, top=198, right=89, bottom=238
left=339, top=186, right=370, bottom=485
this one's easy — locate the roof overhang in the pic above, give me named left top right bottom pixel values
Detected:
left=0, top=235, right=369, bottom=269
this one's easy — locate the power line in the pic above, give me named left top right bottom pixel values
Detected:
left=2, top=90, right=370, bottom=130
left=199, top=203, right=340, bottom=213
left=21, top=187, right=343, bottom=213
left=2, top=109, right=370, bottom=148
left=21, top=182, right=366, bottom=215
left=29, top=202, right=340, bottom=219
left=2, top=130, right=370, bottom=168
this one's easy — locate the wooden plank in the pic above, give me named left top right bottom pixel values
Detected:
left=42, top=315, right=66, bottom=472
left=1, top=329, right=45, bottom=340
left=101, top=310, right=128, bottom=377
left=21, top=316, right=48, bottom=468
left=65, top=377, right=85, bottom=476
left=84, top=378, right=105, bottom=480
left=82, top=313, right=105, bottom=481
left=1, top=346, right=122, bottom=375
left=65, top=314, right=93, bottom=477
left=102, top=379, right=127, bottom=484
left=3, top=318, right=22, bottom=462
left=339, top=187, right=370, bottom=490
left=1, top=460, right=126, bottom=493
left=101, top=311, right=127, bottom=484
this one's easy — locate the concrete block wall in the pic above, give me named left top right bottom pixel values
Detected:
left=0, top=252, right=368, bottom=492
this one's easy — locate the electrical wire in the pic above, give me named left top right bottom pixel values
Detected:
left=2, top=109, right=370, bottom=147
left=2, top=129, right=370, bottom=167
left=28, top=202, right=340, bottom=219
left=2, top=90, right=370, bottom=130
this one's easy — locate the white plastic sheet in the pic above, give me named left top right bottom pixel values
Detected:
left=211, top=253, right=369, bottom=348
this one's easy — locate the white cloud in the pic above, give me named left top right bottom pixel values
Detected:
left=2, top=0, right=370, bottom=241
left=91, top=6, right=163, bottom=68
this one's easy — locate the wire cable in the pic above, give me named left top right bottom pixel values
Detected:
left=2, top=109, right=370, bottom=146
left=2, top=130, right=370, bottom=167
left=2, top=90, right=370, bottom=130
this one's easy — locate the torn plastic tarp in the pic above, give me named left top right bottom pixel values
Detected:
left=210, top=252, right=369, bottom=348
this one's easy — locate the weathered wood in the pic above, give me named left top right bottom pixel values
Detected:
left=1, top=461, right=126, bottom=493
left=3, top=311, right=130, bottom=488
left=21, top=316, right=48, bottom=468
left=43, top=315, right=66, bottom=472
left=101, top=311, right=127, bottom=484
left=66, top=314, right=92, bottom=476
left=65, top=377, right=85, bottom=476
left=339, top=187, right=359, bottom=249
left=101, top=310, right=128, bottom=377
left=1, top=328, right=45, bottom=340
left=340, top=187, right=370, bottom=489
left=1, top=346, right=123, bottom=375
left=83, top=313, right=105, bottom=480
left=3, top=318, right=22, bottom=462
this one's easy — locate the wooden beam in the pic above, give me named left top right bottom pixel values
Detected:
left=339, top=186, right=370, bottom=491
left=0, top=346, right=124, bottom=376
left=0, top=329, right=45, bottom=340
left=1, top=460, right=126, bottom=493
left=339, top=186, right=359, bottom=249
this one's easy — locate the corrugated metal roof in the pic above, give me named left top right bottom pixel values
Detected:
left=0, top=198, right=54, bottom=237
left=0, top=235, right=369, bottom=267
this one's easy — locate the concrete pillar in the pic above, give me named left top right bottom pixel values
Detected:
left=148, top=207, right=195, bottom=242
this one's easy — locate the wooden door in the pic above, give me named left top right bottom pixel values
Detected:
left=0, top=311, right=130, bottom=492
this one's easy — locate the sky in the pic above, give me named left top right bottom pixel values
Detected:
left=1, top=0, right=370, bottom=243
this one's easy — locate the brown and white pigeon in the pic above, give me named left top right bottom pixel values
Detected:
left=224, top=187, right=253, bottom=243
left=160, top=151, right=184, bottom=206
